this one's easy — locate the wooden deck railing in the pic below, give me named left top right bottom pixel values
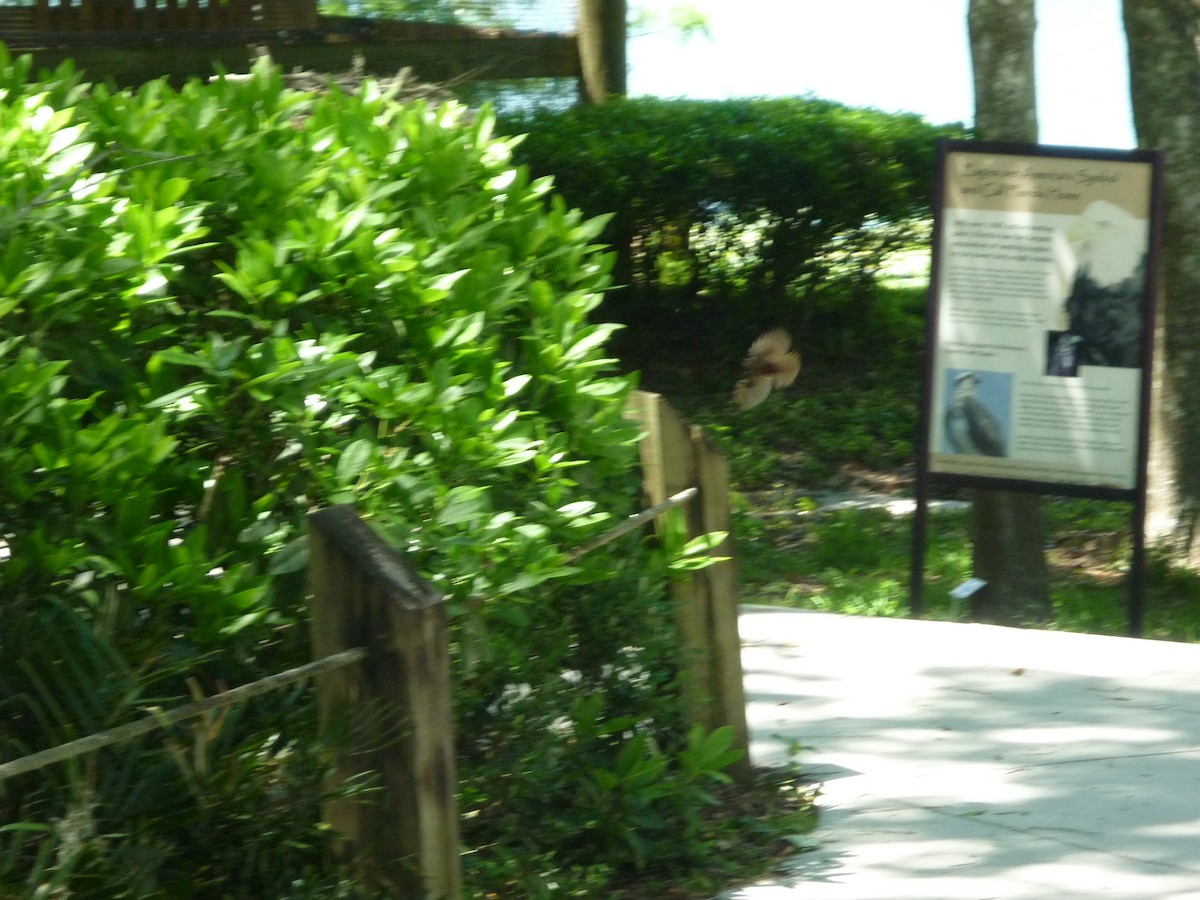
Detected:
left=0, top=0, right=628, bottom=102
left=0, top=0, right=313, bottom=35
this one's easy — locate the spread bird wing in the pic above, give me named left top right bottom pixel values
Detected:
left=746, top=327, right=792, bottom=362
left=734, top=375, right=774, bottom=409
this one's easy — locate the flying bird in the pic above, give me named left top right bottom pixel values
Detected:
left=734, top=328, right=801, bottom=409
left=945, top=371, right=1005, bottom=457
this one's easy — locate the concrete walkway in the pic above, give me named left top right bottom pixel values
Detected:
left=727, top=607, right=1200, bottom=900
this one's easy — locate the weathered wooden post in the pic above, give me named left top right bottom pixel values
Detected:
left=578, top=0, right=627, bottom=103
left=308, top=505, right=461, bottom=900
left=627, top=391, right=751, bottom=778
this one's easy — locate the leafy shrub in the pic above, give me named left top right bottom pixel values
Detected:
left=0, top=51, right=737, bottom=895
left=500, top=97, right=961, bottom=314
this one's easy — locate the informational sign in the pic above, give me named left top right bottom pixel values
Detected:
left=924, top=140, right=1163, bottom=497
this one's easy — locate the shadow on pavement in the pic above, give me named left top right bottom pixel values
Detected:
left=728, top=607, right=1200, bottom=899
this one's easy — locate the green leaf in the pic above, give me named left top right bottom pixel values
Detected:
left=503, top=374, right=531, bottom=397
left=680, top=531, right=728, bottom=556
left=562, top=323, right=620, bottom=363
left=336, top=438, right=375, bottom=484
left=680, top=725, right=745, bottom=780
left=436, top=486, right=490, bottom=527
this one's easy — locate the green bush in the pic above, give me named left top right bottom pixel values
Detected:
left=0, top=51, right=736, bottom=896
left=500, top=97, right=960, bottom=313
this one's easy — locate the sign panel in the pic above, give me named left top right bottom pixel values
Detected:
left=925, top=141, right=1162, bottom=496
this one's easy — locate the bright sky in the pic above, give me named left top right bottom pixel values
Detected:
left=626, top=0, right=1136, bottom=150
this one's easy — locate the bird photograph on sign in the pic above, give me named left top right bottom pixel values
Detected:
left=734, top=328, right=801, bottom=409
left=1060, top=199, right=1148, bottom=370
left=1046, top=330, right=1082, bottom=377
left=943, top=369, right=1010, bottom=457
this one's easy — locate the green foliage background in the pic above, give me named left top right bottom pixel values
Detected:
left=501, top=97, right=957, bottom=311
left=0, top=51, right=959, bottom=896
left=0, top=52, right=742, bottom=897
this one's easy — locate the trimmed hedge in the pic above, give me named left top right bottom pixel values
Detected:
left=501, top=96, right=962, bottom=309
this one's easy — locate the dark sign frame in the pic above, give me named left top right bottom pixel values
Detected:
left=911, top=139, right=1165, bottom=633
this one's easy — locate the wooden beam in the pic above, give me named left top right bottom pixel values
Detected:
left=10, top=35, right=580, bottom=88
left=691, top=424, right=750, bottom=779
left=629, top=391, right=711, bottom=735
left=0, top=648, right=367, bottom=784
left=309, top=505, right=461, bottom=900
left=627, top=391, right=750, bottom=777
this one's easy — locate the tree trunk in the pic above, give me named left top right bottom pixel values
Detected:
left=578, top=0, right=627, bottom=103
left=1124, top=0, right=1200, bottom=563
left=965, top=0, right=1051, bottom=623
left=968, top=0, right=1039, bottom=144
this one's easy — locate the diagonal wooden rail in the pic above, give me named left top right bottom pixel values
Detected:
left=0, top=648, right=367, bottom=784
left=565, top=486, right=698, bottom=561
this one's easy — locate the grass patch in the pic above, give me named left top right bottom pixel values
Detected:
left=734, top=500, right=970, bottom=620
left=733, top=495, right=1200, bottom=641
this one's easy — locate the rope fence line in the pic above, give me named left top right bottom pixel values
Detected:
left=0, top=647, right=367, bottom=784
left=0, top=488, right=699, bottom=784
left=565, top=486, right=698, bottom=561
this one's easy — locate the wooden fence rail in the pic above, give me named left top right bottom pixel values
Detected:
left=565, top=485, right=697, bottom=561
left=0, top=648, right=366, bottom=784
left=0, top=508, right=463, bottom=898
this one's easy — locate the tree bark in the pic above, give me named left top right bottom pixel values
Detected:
left=968, top=0, right=1039, bottom=144
left=965, top=0, right=1051, bottom=623
left=578, top=0, right=627, bottom=103
left=1124, top=0, right=1200, bottom=562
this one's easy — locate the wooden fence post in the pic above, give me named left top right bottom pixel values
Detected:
left=308, top=505, right=461, bottom=900
left=627, top=391, right=751, bottom=779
